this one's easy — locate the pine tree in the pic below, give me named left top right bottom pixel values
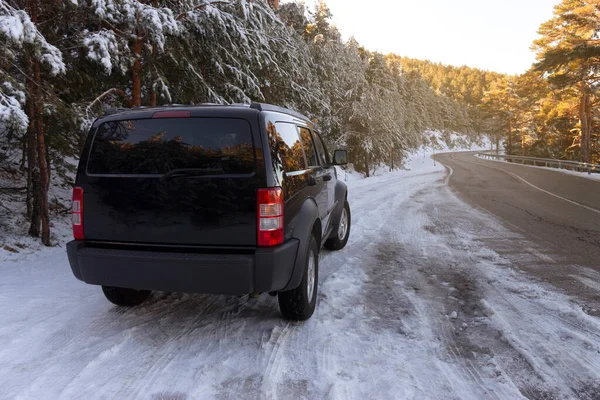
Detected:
left=481, top=76, right=521, bottom=154
left=79, top=0, right=184, bottom=108
left=0, top=0, right=492, bottom=244
left=533, top=0, right=600, bottom=163
left=0, top=0, right=70, bottom=245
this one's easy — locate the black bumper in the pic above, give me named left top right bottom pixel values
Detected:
left=67, top=240, right=299, bottom=295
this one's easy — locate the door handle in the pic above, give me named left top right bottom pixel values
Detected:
left=323, top=174, right=332, bottom=182
left=307, top=175, right=317, bottom=186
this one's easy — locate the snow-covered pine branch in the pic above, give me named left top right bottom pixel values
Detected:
left=0, top=90, right=28, bottom=133
left=0, top=1, right=65, bottom=75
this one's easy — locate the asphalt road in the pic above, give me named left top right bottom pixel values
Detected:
left=435, top=152, right=600, bottom=312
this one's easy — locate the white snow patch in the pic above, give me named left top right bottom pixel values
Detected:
left=1, top=131, right=599, bottom=399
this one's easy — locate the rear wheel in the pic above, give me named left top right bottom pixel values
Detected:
left=102, top=286, right=151, bottom=307
left=278, top=235, right=319, bottom=321
left=324, top=200, right=351, bottom=250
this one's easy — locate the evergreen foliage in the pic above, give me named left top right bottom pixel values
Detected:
left=0, top=0, right=485, bottom=244
left=400, top=0, right=600, bottom=164
left=532, top=0, right=600, bottom=164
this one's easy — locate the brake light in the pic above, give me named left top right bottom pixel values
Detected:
left=257, top=188, right=284, bottom=247
left=72, top=186, right=84, bottom=240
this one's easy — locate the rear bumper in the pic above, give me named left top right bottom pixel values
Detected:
left=67, top=240, right=299, bottom=295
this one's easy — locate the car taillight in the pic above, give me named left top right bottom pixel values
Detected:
left=257, top=187, right=284, bottom=247
left=72, top=186, right=84, bottom=240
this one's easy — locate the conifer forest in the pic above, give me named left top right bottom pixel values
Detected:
left=1, top=0, right=599, bottom=244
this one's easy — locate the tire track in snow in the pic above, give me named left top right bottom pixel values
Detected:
left=247, top=171, right=447, bottom=399
left=260, top=323, right=294, bottom=399
left=9, top=159, right=600, bottom=399
left=481, top=282, right=600, bottom=399
left=59, top=296, right=231, bottom=398
left=376, top=186, right=516, bottom=399
left=421, top=192, right=566, bottom=398
left=320, top=169, right=444, bottom=281
left=423, top=178, right=600, bottom=399
left=332, top=175, right=512, bottom=398
left=253, top=168, right=456, bottom=399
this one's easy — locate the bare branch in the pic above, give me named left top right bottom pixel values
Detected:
left=101, top=20, right=128, bottom=39
left=86, top=88, right=132, bottom=119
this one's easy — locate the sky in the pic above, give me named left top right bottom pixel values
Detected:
left=285, top=0, right=561, bottom=75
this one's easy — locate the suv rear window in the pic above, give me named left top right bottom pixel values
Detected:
left=87, top=118, right=255, bottom=175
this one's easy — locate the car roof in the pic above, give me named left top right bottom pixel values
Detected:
left=99, top=103, right=314, bottom=126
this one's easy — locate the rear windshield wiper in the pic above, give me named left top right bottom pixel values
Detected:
left=160, top=168, right=225, bottom=182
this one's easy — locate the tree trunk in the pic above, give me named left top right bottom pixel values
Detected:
left=34, top=59, right=51, bottom=246
left=25, top=72, right=37, bottom=222
left=507, top=116, right=512, bottom=155
left=26, top=1, right=40, bottom=237
left=579, top=88, right=592, bottom=164
left=28, top=172, right=41, bottom=238
left=20, top=137, right=27, bottom=171
left=149, top=87, right=157, bottom=107
left=149, top=71, right=157, bottom=106
left=28, top=0, right=51, bottom=246
left=132, top=34, right=143, bottom=107
left=149, top=33, right=157, bottom=107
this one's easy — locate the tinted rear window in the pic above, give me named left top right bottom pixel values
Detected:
left=87, top=118, right=255, bottom=175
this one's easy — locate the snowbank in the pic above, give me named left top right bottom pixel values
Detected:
left=0, top=164, right=73, bottom=260
left=336, top=131, right=490, bottom=181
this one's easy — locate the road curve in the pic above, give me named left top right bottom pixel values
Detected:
left=435, top=151, right=600, bottom=308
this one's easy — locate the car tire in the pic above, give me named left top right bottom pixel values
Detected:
left=324, top=200, right=351, bottom=251
left=102, top=286, right=151, bottom=307
left=278, top=235, right=319, bottom=321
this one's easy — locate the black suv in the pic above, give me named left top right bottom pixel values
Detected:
left=67, top=103, right=351, bottom=320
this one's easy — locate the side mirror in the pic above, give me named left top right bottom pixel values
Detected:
left=333, top=150, right=348, bottom=166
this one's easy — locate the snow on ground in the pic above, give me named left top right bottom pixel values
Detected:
left=0, top=154, right=76, bottom=258
left=336, top=130, right=489, bottom=182
left=0, top=178, right=73, bottom=260
left=2, top=147, right=600, bottom=399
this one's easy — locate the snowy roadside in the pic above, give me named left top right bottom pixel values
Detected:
left=475, top=153, right=600, bottom=182
left=0, top=161, right=74, bottom=260
left=2, top=144, right=599, bottom=399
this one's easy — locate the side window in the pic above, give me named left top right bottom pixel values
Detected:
left=312, top=131, right=329, bottom=166
left=298, top=127, right=319, bottom=167
left=270, top=122, right=307, bottom=172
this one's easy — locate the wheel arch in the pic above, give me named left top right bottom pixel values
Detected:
left=328, top=180, right=349, bottom=238
left=281, top=198, right=320, bottom=291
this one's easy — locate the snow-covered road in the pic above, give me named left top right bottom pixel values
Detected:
left=2, top=155, right=600, bottom=399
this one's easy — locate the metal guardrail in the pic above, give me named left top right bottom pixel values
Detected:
left=477, top=153, right=600, bottom=175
